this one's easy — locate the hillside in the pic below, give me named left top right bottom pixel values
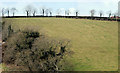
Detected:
left=2, top=18, right=118, bottom=71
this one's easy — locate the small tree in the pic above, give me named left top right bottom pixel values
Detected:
left=42, top=9, right=45, bottom=16
left=99, top=10, right=103, bottom=17
left=40, top=7, right=46, bottom=16
left=65, top=10, right=67, bottom=16
left=65, top=10, right=70, bottom=16
left=32, top=8, right=37, bottom=16
left=2, top=8, right=5, bottom=17
left=50, top=12, right=52, bottom=16
left=107, top=11, right=112, bottom=18
left=6, top=8, right=10, bottom=17
left=56, top=9, right=61, bottom=16
left=49, top=8, right=52, bottom=16
left=11, top=8, right=17, bottom=16
left=90, top=9, right=96, bottom=17
left=75, top=10, right=79, bottom=17
left=45, top=9, right=49, bottom=16
left=25, top=5, right=32, bottom=16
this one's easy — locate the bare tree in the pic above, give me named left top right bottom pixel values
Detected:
left=50, top=11, right=52, bottom=16
left=11, top=8, right=17, bottom=16
left=99, top=10, right=103, bottom=17
left=75, top=10, right=79, bottom=17
left=6, top=8, right=10, bottom=17
left=25, top=5, right=37, bottom=16
left=56, top=9, right=61, bottom=16
left=65, top=10, right=70, bottom=16
left=41, top=8, right=45, bottom=16
left=45, top=9, right=49, bottom=16
left=25, top=5, right=32, bottom=16
left=107, top=11, right=112, bottom=18
left=45, top=8, right=52, bottom=16
left=65, top=10, right=67, bottom=16
left=32, top=9, right=37, bottom=16
left=40, top=7, right=46, bottom=16
left=67, top=10, right=71, bottom=16
left=2, top=8, right=5, bottom=17
left=32, top=7, right=37, bottom=16
left=90, top=9, right=96, bottom=17
left=49, top=8, right=52, bottom=16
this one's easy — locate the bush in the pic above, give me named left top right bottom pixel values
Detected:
left=3, top=28, right=70, bottom=71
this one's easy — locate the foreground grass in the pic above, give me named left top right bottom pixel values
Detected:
left=3, top=18, right=118, bottom=71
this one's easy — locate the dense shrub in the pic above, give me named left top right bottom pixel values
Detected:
left=3, top=28, right=70, bottom=71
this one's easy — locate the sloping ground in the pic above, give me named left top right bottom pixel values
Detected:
left=118, top=22, right=120, bottom=72
left=2, top=18, right=118, bottom=71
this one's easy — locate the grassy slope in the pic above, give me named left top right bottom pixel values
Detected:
left=3, top=18, right=118, bottom=71
left=118, top=22, right=120, bottom=72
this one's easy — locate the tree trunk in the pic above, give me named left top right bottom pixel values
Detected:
left=50, top=12, right=52, bottom=16
left=76, top=12, right=78, bottom=17
left=42, top=9, right=45, bottom=16
left=109, top=14, right=111, bottom=18
left=27, top=11, right=29, bottom=17
left=13, top=13, right=14, bottom=17
left=8, top=11, right=9, bottom=17
left=100, top=14, right=102, bottom=17
left=33, top=12, right=35, bottom=16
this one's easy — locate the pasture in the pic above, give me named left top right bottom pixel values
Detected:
left=2, top=17, right=118, bottom=71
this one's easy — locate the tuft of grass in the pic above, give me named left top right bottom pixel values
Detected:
left=2, top=63, right=9, bottom=71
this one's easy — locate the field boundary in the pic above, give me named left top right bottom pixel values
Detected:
left=1, top=16, right=120, bottom=21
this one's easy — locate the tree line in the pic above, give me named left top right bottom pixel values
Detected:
left=1, top=5, right=118, bottom=18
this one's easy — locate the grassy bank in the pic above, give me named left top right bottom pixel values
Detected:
left=2, top=18, right=118, bottom=71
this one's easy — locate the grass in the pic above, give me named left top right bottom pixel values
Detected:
left=2, top=17, right=118, bottom=71
left=0, top=64, right=2, bottom=71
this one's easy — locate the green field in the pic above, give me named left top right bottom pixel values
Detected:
left=3, top=18, right=118, bottom=71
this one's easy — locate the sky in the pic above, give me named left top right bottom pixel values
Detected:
left=0, top=0, right=119, bottom=17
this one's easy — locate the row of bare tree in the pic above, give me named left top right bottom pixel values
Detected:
left=2, top=8, right=17, bottom=17
left=1, top=6, right=80, bottom=17
left=1, top=5, right=117, bottom=17
left=90, top=9, right=118, bottom=18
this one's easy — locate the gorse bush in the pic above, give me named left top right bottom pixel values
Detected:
left=3, top=25, right=71, bottom=71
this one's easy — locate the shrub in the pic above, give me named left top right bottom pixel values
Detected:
left=3, top=28, right=70, bottom=71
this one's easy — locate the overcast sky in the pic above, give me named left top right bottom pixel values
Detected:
left=0, top=0, right=119, bottom=16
